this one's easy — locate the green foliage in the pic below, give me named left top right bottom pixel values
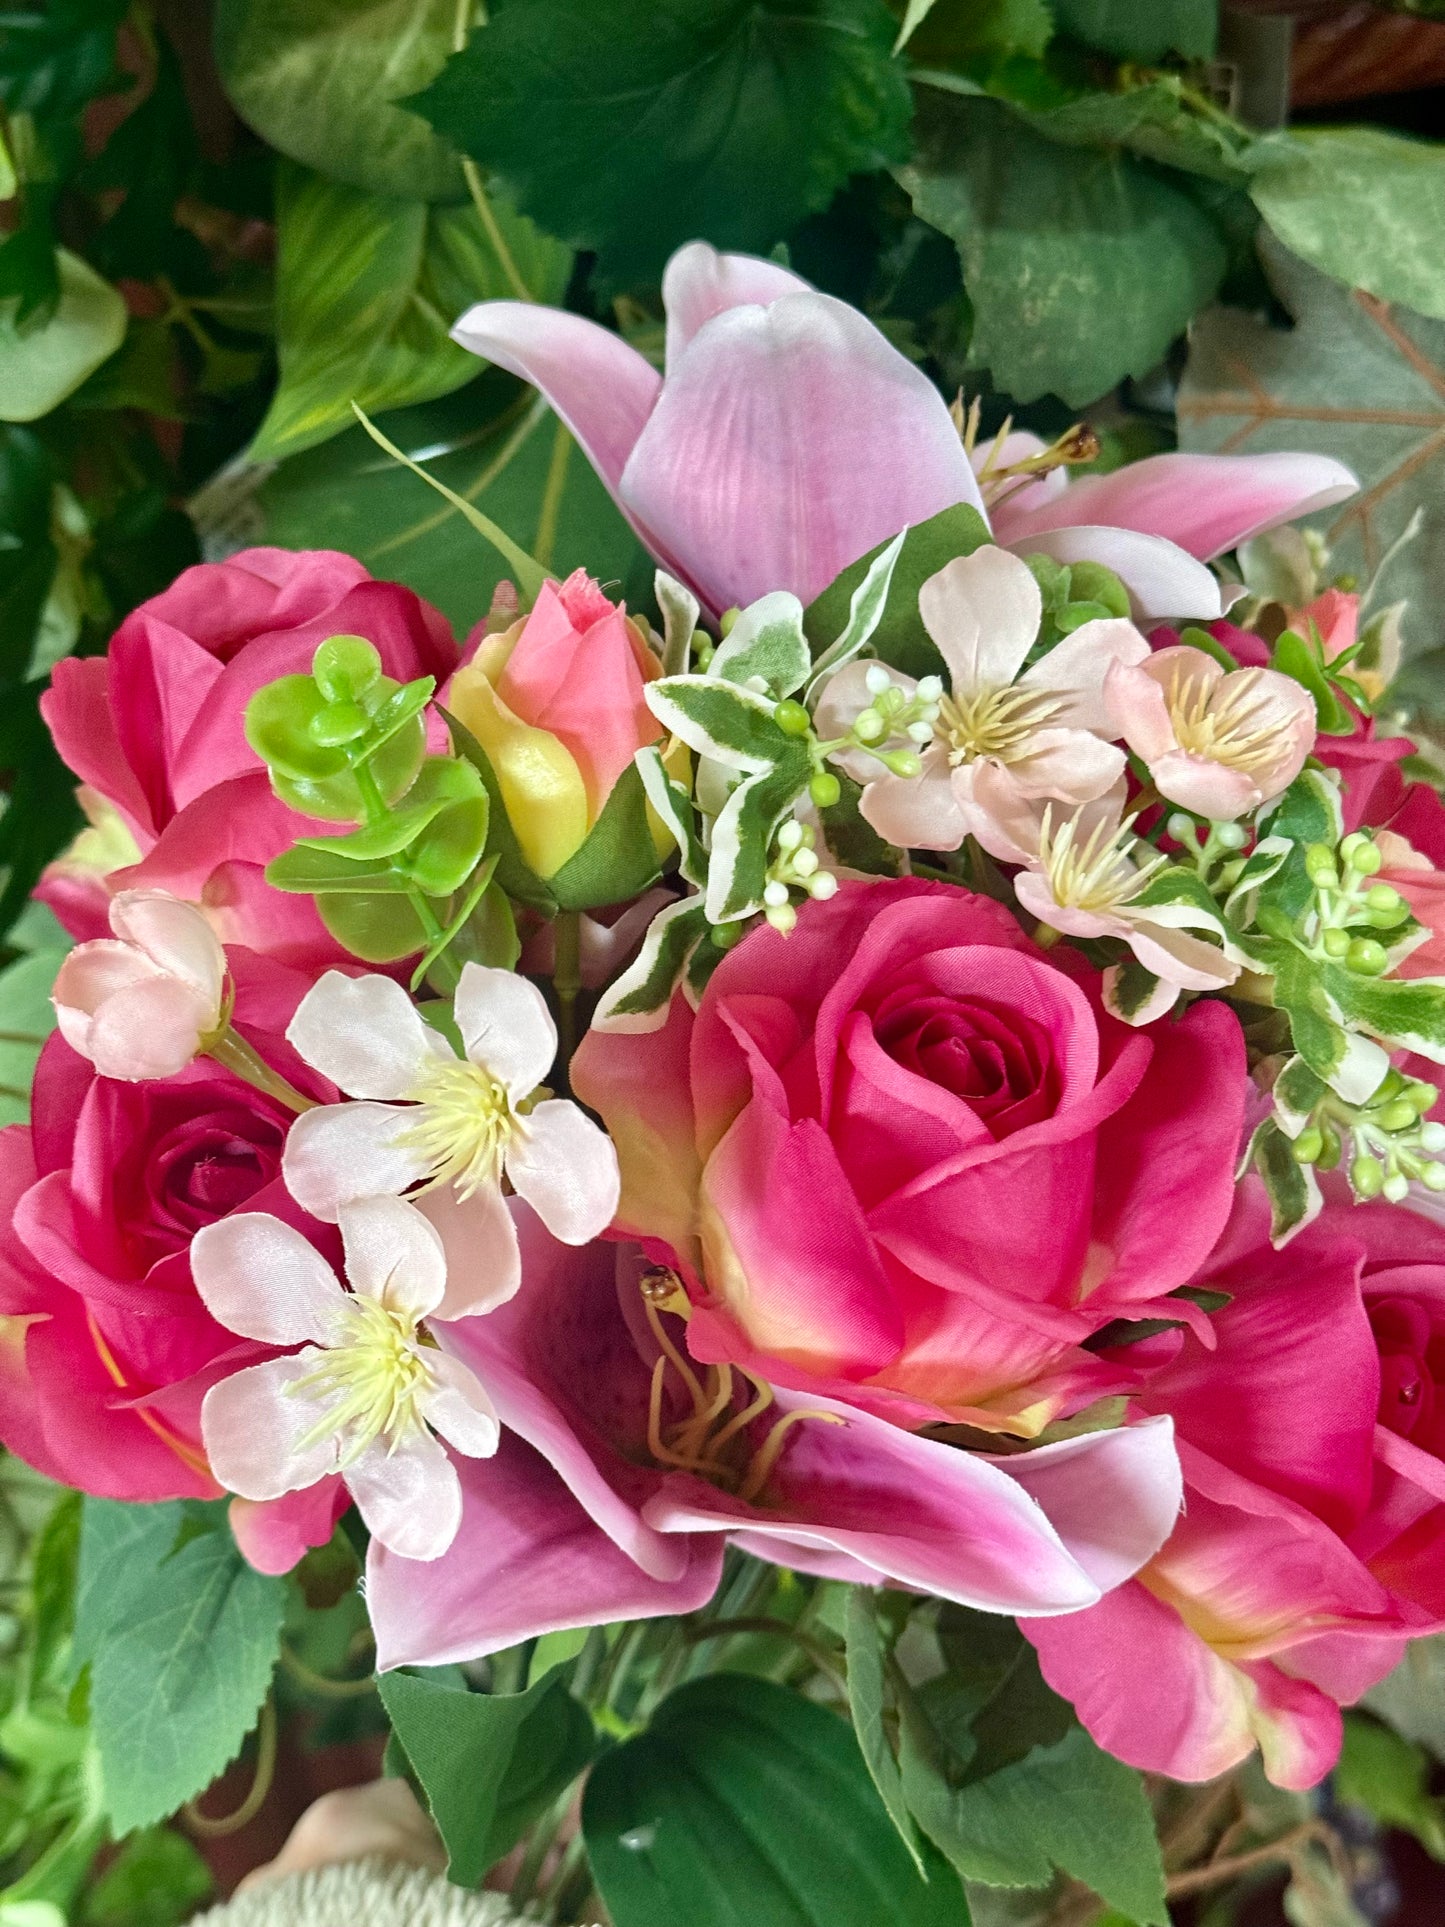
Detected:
left=1047, top=0, right=1216, bottom=60
left=77, top=1828, right=212, bottom=1927
left=0, top=252, right=127, bottom=425
left=72, top=1501, right=284, bottom=1836
left=902, top=91, right=1226, bottom=406
left=1335, top=1713, right=1445, bottom=1861
left=379, top=1666, right=595, bottom=1885
left=1361, top=1635, right=1445, bottom=1760
left=582, top=1671, right=969, bottom=1925
left=1251, top=128, right=1445, bottom=323
left=213, top=0, right=466, bottom=201
left=1179, top=235, right=1445, bottom=665
left=411, top=0, right=914, bottom=284
left=547, top=762, right=664, bottom=913
left=804, top=502, right=990, bottom=681
left=0, top=905, right=67, bottom=1126
left=251, top=162, right=569, bottom=461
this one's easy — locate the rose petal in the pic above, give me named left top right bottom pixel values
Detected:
left=191, top=1211, right=343, bottom=1345
left=287, top=971, right=443, bottom=1098
left=504, top=1098, right=620, bottom=1245
left=281, top=1100, right=433, bottom=1223
left=453, top=963, right=558, bottom=1100
left=338, top=1195, right=446, bottom=1320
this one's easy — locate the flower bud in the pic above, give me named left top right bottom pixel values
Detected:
left=1384, top=1172, right=1410, bottom=1204
left=1422, top=1161, right=1445, bottom=1192
left=774, top=699, right=812, bottom=737
left=1351, top=1154, right=1385, bottom=1199
left=53, top=891, right=226, bottom=1082
left=1305, top=844, right=1339, bottom=887
left=853, top=708, right=886, bottom=744
left=1346, top=937, right=1388, bottom=976
left=1377, top=1099, right=1418, bottom=1134
left=865, top=664, right=892, bottom=697
left=1323, top=928, right=1351, bottom=959
left=809, top=772, right=841, bottom=809
left=1291, top=1126, right=1324, bottom=1164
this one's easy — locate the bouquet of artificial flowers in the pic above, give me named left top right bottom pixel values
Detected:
left=5, top=241, right=1444, bottom=1912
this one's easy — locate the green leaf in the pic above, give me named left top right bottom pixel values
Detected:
left=901, top=1715, right=1167, bottom=1924
left=844, top=1589, right=925, bottom=1872
left=548, top=760, right=664, bottom=912
left=806, top=526, right=908, bottom=697
left=1246, top=1117, right=1323, bottom=1245
left=213, top=0, right=466, bottom=201
left=1270, top=627, right=1351, bottom=734
left=1273, top=1054, right=1327, bottom=1136
left=899, top=0, right=1052, bottom=62
left=710, top=592, right=810, bottom=698
left=636, top=745, right=708, bottom=889
left=646, top=677, right=793, bottom=773
left=72, top=1501, right=285, bottom=1835
left=582, top=1672, right=969, bottom=1927
left=0, top=918, right=65, bottom=1126
left=254, top=373, right=652, bottom=638
left=379, top=1667, right=594, bottom=1884
left=707, top=752, right=814, bottom=922
left=900, top=91, right=1226, bottom=406
left=409, top=0, right=914, bottom=284
left=1336, top=1714, right=1445, bottom=1861
left=250, top=162, right=569, bottom=461
left=317, top=890, right=430, bottom=964
left=1250, top=128, right=1445, bottom=324
left=1047, top=0, right=1216, bottom=59
left=1104, top=958, right=1165, bottom=1024
left=442, top=708, right=558, bottom=914
left=593, top=896, right=710, bottom=1030
left=804, top=503, right=991, bottom=682
left=1178, top=234, right=1445, bottom=668
left=0, top=249, right=127, bottom=423
left=1361, top=1634, right=1445, bottom=1761
left=77, top=1827, right=213, bottom=1927
left=0, top=425, right=58, bottom=682
left=266, top=846, right=418, bottom=894
left=1018, top=78, right=1263, bottom=187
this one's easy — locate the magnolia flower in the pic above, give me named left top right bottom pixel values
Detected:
left=972, top=771, right=1239, bottom=1014
left=1105, top=646, right=1316, bottom=821
left=281, top=966, right=619, bottom=1306
left=194, top=1197, right=499, bottom=1562
left=51, top=888, right=226, bottom=1080
left=815, top=545, right=1148, bottom=853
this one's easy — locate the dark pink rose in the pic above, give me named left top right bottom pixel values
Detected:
left=574, top=877, right=1246, bottom=1437
left=1027, top=1186, right=1445, bottom=1791
left=38, top=548, right=458, bottom=970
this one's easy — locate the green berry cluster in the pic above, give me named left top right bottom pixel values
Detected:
left=1291, top=1066, right=1445, bottom=1201
left=1301, top=831, right=1409, bottom=976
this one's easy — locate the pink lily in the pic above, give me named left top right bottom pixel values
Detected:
left=365, top=1204, right=1183, bottom=1667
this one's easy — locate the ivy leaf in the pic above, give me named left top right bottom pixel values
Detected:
left=214, top=0, right=466, bottom=201
left=409, top=0, right=914, bottom=284
left=0, top=248, right=127, bottom=423
left=250, top=162, right=569, bottom=461
left=709, top=592, right=810, bottom=699
left=708, top=751, right=815, bottom=922
left=379, top=1667, right=595, bottom=1884
left=804, top=502, right=991, bottom=681
left=645, top=677, right=796, bottom=774
left=1246, top=1116, right=1324, bottom=1246
left=900, top=91, right=1226, bottom=406
left=1250, top=128, right=1445, bottom=323
left=1178, top=234, right=1445, bottom=665
left=806, top=526, right=908, bottom=698
left=73, top=1501, right=285, bottom=1835
left=592, top=896, right=710, bottom=1031
left=1047, top=0, right=1216, bottom=59
left=636, top=744, right=707, bottom=889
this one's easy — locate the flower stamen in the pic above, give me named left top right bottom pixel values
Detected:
left=395, top=1057, right=518, bottom=1199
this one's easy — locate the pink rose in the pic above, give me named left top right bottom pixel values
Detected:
left=0, top=975, right=334, bottom=1507
left=1026, top=1186, right=1445, bottom=1791
left=38, top=548, right=459, bottom=970
left=573, top=877, right=1246, bottom=1437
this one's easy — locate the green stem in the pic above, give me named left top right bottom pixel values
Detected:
left=205, top=1027, right=316, bottom=1113
left=553, top=909, right=582, bottom=1066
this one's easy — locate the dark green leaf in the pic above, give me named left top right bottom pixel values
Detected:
left=410, top=0, right=914, bottom=284
left=549, top=760, right=663, bottom=912
left=1336, top=1714, right=1445, bottom=1861
left=78, top=1826, right=213, bottom=1927
left=804, top=502, right=991, bottom=681
left=73, top=1500, right=285, bottom=1834
left=845, top=1588, right=925, bottom=1871
left=582, top=1672, right=969, bottom=1926
left=251, top=162, right=569, bottom=461
left=594, top=896, right=709, bottom=1026
left=0, top=422, right=56, bottom=683
left=1270, top=627, right=1351, bottom=734
left=901, top=92, right=1226, bottom=406
left=214, top=0, right=466, bottom=201
left=1048, top=0, right=1215, bottom=59
left=0, top=681, right=83, bottom=943
left=379, top=1667, right=595, bottom=1883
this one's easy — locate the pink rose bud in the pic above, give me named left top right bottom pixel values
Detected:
left=51, top=890, right=227, bottom=1081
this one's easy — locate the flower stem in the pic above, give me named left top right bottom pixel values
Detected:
left=553, top=909, right=582, bottom=1066
left=205, top=1027, right=316, bottom=1113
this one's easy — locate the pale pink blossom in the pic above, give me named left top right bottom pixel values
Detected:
left=194, top=1197, right=497, bottom=1561
left=281, top=965, right=619, bottom=1311
left=1105, top=645, right=1316, bottom=821
left=816, top=546, right=1148, bottom=853
left=50, top=888, right=226, bottom=1081
left=971, top=772, right=1239, bottom=1016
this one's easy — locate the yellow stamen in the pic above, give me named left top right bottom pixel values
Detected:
left=1037, top=804, right=1165, bottom=916
left=1165, top=663, right=1285, bottom=776
left=289, top=1293, right=434, bottom=1466
left=939, top=683, right=1066, bottom=767
left=737, top=1408, right=847, bottom=1506
left=395, top=1056, right=517, bottom=1198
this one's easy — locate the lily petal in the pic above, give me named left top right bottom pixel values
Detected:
left=662, top=240, right=812, bottom=368
left=1010, top=528, right=1224, bottom=623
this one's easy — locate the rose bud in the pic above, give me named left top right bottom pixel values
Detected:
left=52, top=889, right=226, bottom=1081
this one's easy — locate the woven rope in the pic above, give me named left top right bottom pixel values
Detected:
left=190, top=1858, right=526, bottom=1927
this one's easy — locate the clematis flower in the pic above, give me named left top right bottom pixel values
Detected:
left=51, top=889, right=226, bottom=1081
left=814, top=545, right=1148, bottom=853
left=445, top=570, right=664, bottom=879
left=1105, top=645, right=1316, bottom=821
left=967, top=776, right=1239, bottom=1014
left=281, top=965, right=619, bottom=1307
left=193, top=1196, right=499, bottom=1562
left=364, top=1207, right=1185, bottom=1667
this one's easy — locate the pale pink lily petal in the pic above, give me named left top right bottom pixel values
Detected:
left=347, top=1428, right=462, bottom=1563
left=419, top=1352, right=500, bottom=1458
left=1019, top=615, right=1150, bottom=731
left=338, top=1195, right=446, bottom=1321
left=504, top=1098, right=620, bottom=1244
left=108, top=890, right=225, bottom=1006
left=418, top=1183, right=521, bottom=1320
left=65, top=970, right=214, bottom=1081
left=995, top=450, right=1357, bottom=561
left=919, top=545, right=1042, bottom=691
left=453, top=962, right=556, bottom=1100
left=1011, top=527, right=1225, bottom=623
left=450, top=301, right=661, bottom=494
left=281, top=1100, right=433, bottom=1224
left=662, top=240, right=812, bottom=367
left=860, top=752, right=967, bottom=851
left=191, top=1211, right=343, bottom=1345
left=201, top=1353, right=341, bottom=1501
left=367, top=1437, right=724, bottom=1670
left=619, top=292, right=987, bottom=613
left=286, top=971, right=444, bottom=1099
